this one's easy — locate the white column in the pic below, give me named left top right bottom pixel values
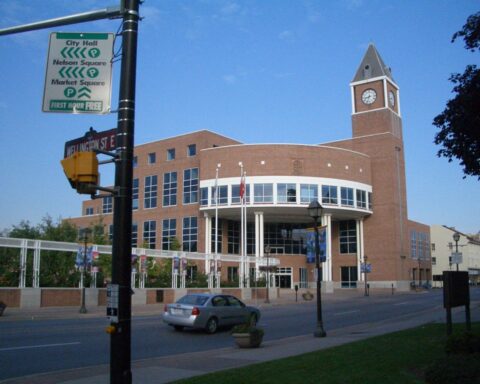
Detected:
left=357, top=218, right=365, bottom=281
left=33, top=240, right=41, bottom=288
left=322, top=214, right=332, bottom=282
left=19, top=239, right=27, bottom=288
left=204, top=213, right=211, bottom=273
left=254, top=211, right=264, bottom=280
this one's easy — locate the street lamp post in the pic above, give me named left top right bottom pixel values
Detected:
left=453, top=232, right=460, bottom=272
left=264, top=245, right=271, bottom=304
left=79, top=227, right=91, bottom=314
left=307, top=200, right=327, bottom=338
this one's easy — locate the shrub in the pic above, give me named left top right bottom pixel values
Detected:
left=425, top=354, right=480, bottom=384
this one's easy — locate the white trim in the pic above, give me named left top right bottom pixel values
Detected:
left=351, top=106, right=401, bottom=118
left=201, top=143, right=370, bottom=158
left=350, top=75, right=399, bottom=89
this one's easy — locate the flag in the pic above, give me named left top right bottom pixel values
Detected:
left=239, top=172, right=245, bottom=200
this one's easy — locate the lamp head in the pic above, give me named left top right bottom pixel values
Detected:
left=307, top=200, right=323, bottom=220
left=453, top=232, right=460, bottom=242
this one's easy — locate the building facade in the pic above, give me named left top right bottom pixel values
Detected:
left=430, top=225, right=480, bottom=286
left=69, top=44, right=431, bottom=292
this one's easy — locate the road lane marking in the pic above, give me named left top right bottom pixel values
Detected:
left=393, top=302, right=409, bottom=306
left=0, top=341, right=81, bottom=352
left=334, top=310, right=360, bottom=316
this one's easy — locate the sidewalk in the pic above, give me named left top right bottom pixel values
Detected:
left=1, top=291, right=478, bottom=384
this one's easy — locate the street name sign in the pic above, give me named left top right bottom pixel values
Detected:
left=43, top=32, right=114, bottom=114
left=64, top=127, right=117, bottom=158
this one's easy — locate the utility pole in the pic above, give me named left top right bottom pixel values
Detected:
left=110, top=1, right=139, bottom=383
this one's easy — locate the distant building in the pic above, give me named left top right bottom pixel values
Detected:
left=68, top=44, right=431, bottom=291
left=430, top=225, right=480, bottom=286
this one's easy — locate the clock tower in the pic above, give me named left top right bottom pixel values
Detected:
left=351, top=44, right=401, bottom=138
left=349, top=44, right=410, bottom=288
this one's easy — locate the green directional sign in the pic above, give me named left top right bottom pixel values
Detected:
left=43, top=32, right=114, bottom=114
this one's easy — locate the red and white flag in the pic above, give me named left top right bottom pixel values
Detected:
left=239, top=172, right=246, bottom=200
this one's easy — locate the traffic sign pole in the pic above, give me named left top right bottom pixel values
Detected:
left=110, top=1, right=139, bottom=383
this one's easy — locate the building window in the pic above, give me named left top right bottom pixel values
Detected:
left=432, top=257, right=436, bottom=265
left=183, top=168, right=199, bottom=204
left=103, top=196, right=113, bottom=214
left=85, top=207, right=94, bottom=216
left=356, top=190, right=367, bottom=209
left=339, top=220, right=357, bottom=254
left=132, top=222, right=138, bottom=248
left=232, top=184, right=250, bottom=204
left=143, top=220, right=156, bottom=249
left=200, top=187, right=209, bottom=206
left=133, top=156, right=138, bottom=168
left=228, top=221, right=240, bottom=254
left=322, top=185, right=338, bottom=205
left=162, top=218, right=176, bottom=250
left=254, top=183, right=273, bottom=203
left=211, top=219, right=223, bottom=253
left=167, top=148, right=175, bottom=161
left=144, top=175, right=158, bottom=209
left=431, top=243, right=436, bottom=252
left=163, top=172, right=177, bottom=207
left=368, top=192, right=373, bottom=210
left=132, top=178, right=139, bottom=210
left=264, top=223, right=309, bottom=255
left=211, top=185, right=228, bottom=205
left=187, top=265, right=197, bottom=282
left=148, top=152, right=156, bottom=164
left=228, top=266, right=239, bottom=283
left=341, top=187, right=354, bottom=206
left=277, top=183, right=297, bottom=203
left=410, top=230, right=417, bottom=259
left=187, top=144, right=196, bottom=157
left=183, top=216, right=198, bottom=252
left=300, top=184, right=318, bottom=203
left=341, top=266, right=358, bottom=288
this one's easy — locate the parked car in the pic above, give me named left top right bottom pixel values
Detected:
left=163, top=293, right=261, bottom=334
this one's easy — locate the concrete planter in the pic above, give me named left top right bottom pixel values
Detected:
left=232, top=329, right=264, bottom=348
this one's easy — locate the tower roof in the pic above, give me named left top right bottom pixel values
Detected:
left=352, top=44, right=394, bottom=83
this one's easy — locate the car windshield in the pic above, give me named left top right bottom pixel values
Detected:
left=177, top=295, right=209, bottom=306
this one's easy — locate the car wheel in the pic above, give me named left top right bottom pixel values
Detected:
left=249, top=313, right=258, bottom=326
left=205, top=317, right=218, bottom=334
left=174, top=325, right=184, bottom=332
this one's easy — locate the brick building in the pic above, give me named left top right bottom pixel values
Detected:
left=69, top=44, right=431, bottom=292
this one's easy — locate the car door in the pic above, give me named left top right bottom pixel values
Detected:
left=225, top=295, right=248, bottom=325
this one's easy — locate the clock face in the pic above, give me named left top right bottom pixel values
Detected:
left=361, top=89, right=377, bottom=105
left=389, top=91, right=395, bottom=107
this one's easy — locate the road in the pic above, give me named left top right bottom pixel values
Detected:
left=0, top=289, right=478, bottom=381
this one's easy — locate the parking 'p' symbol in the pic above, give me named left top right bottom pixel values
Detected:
left=64, top=87, right=77, bottom=98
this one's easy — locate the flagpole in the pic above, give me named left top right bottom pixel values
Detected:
left=215, top=164, right=221, bottom=289
left=243, top=171, right=248, bottom=288
left=239, top=162, right=244, bottom=288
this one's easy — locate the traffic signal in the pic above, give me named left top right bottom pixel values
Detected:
left=61, top=151, right=99, bottom=195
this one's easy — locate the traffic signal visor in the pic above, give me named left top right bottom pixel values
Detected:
left=61, top=151, right=99, bottom=194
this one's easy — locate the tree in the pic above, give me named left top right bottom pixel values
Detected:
left=433, top=12, right=480, bottom=179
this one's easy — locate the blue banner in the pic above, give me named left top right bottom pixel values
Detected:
left=76, top=246, right=93, bottom=267
left=306, top=227, right=326, bottom=263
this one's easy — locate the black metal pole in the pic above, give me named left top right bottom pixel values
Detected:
left=313, top=218, right=326, bottom=338
left=110, top=1, right=139, bottom=383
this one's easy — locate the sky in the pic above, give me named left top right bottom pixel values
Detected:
left=0, top=0, right=478, bottom=235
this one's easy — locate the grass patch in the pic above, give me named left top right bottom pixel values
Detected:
left=173, top=323, right=480, bottom=384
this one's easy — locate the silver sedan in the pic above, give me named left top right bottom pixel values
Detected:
left=162, top=293, right=261, bottom=334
